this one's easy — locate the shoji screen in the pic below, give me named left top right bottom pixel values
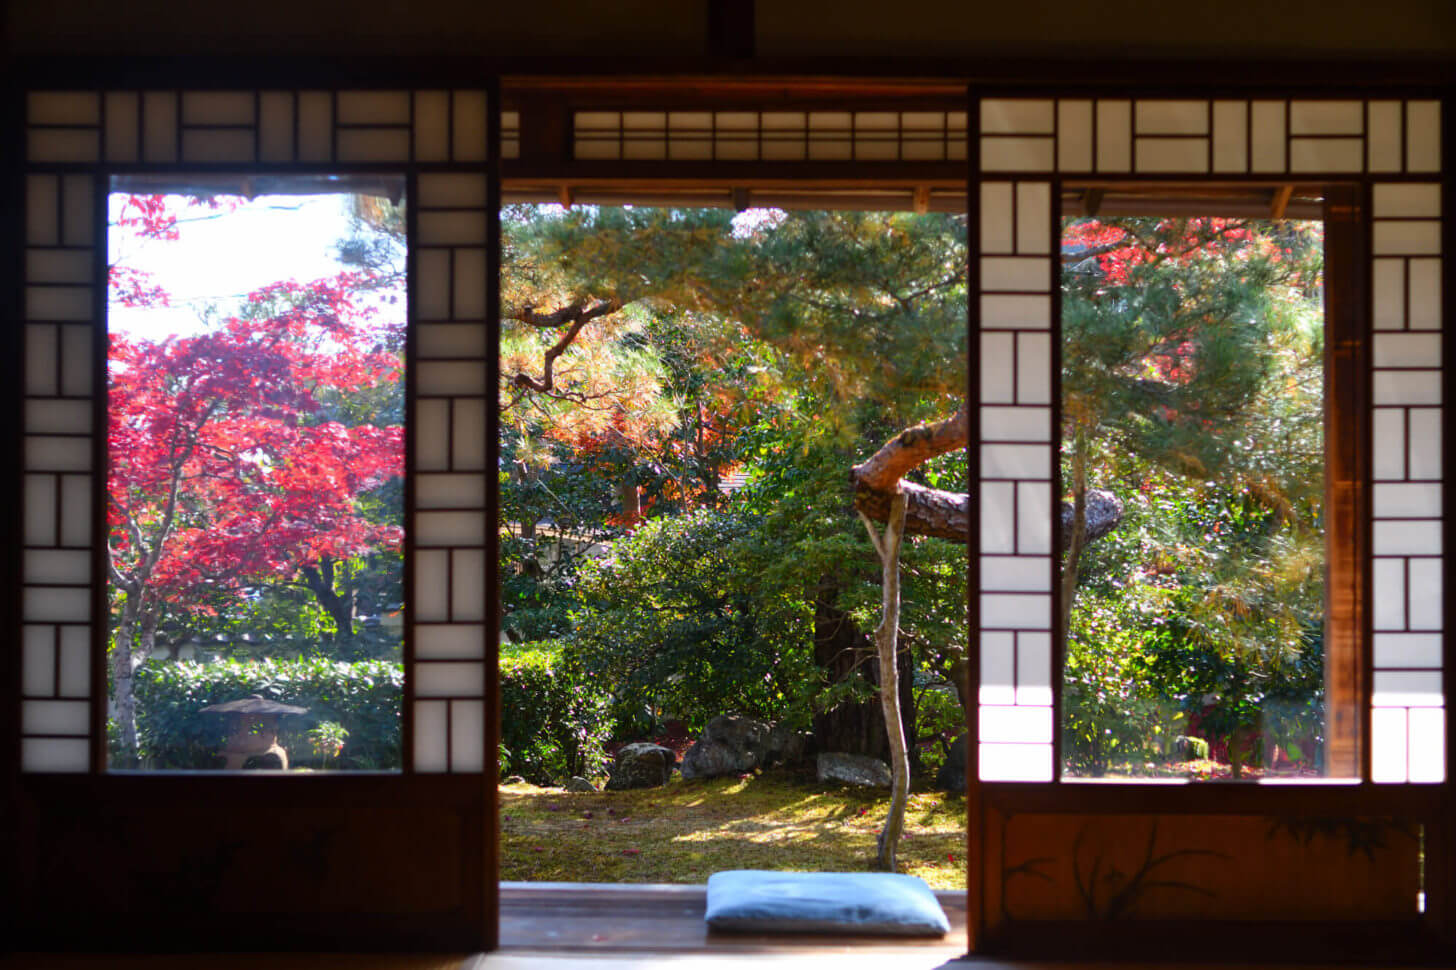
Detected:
left=20, top=88, right=498, bottom=774
left=974, top=97, right=1446, bottom=784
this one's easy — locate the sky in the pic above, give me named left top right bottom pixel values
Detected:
left=107, top=192, right=386, bottom=340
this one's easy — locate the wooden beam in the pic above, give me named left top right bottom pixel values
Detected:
left=1082, top=187, right=1105, bottom=217
left=557, top=184, right=574, bottom=209
left=913, top=185, right=931, bottom=214
left=1270, top=184, right=1295, bottom=219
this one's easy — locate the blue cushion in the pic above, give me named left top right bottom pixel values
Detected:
left=704, top=870, right=950, bottom=936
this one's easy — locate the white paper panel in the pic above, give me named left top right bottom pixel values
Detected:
left=336, top=91, right=410, bottom=124
left=1407, top=558, right=1443, bottom=630
left=982, top=295, right=1049, bottom=330
left=337, top=129, right=411, bottom=163
left=23, top=699, right=89, bottom=735
left=451, top=700, right=486, bottom=772
left=59, top=626, right=90, bottom=695
left=979, top=742, right=1052, bottom=781
left=62, top=175, right=93, bottom=247
left=622, top=136, right=667, bottom=161
left=1375, top=633, right=1443, bottom=668
left=1135, top=101, right=1207, bottom=135
left=1289, top=101, right=1363, bottom=135
left=980, top=332, right=1015, bottom=404
left=414, top=549, right=449, bottom=622
left=27, top=175, right=58, bottom=246
left=1373, top=483, right=1442, bottom=518
left=1374, top=184, right=1443, bottom=219
left=27, top=286, right=91, bottom=321
left=1015, top=183, right=1051, bottom=254
left=1373, top=221, right=1442, bottom=256
left=1373, top=521, right=1442, bottom=556
left=26, top=436, right=91, bottom=471
left=181, top=129, right=255, bottom=163
left=1374, top=371, right=1441, bottom=405
left=413, top=661, right=484, bottom=697
left=417, top=473, right=486, bottom=508
left=1374, top=670, right=1443, bottom=707
left=29, top=91, right=100, bottom=125
left=23, top=586, right=91, bottom=622
left=981, top=594, right=1051, bottom=629
left=414, top=398, right=449, bottom=470
left=1374, top=333, right=1441, bottom=368
left=1405, top=100, right=1442, bottom=173
left=1057, top=100, right=1092, bottom=171
left=415, top=625, right=485, bottom=659
left=1408, top=259, right=1442, bottom=331
left=980, top=705, right=1053, bottom=743
left=26, top=325, right=57, bottom=396
left=1016, top=482, right=1052, bottom=555
left=1289, top=138, right=1364, bottom=173
left=24, top=474, right=56, bottom=545
left=1408, top=409, right=1443, bottom=480
left=1371, top=706, right=1409, bottom=783
left=981, top=407, right=1050, bottom=442
left=1372, top=259, right=1404, bottom=330
left=104, top=91, right=140, bottom=161
left=416, top=362, right=486, bottom=396
left=182, top=91, right=254, bottom=125
left=1367, top=101, right=1403, bottom=172
left=1016, top=632, right=1054, bottom=706
left=25, top=550, right=90, bottom=584
left=297, top=91, right=332, bottom=161
left=1372, top=557, right=1406, bottom=630
left=451, top=399, right=487, bottom=470
left=981, top=556, right=1052, bottom=591
left=982, top=138, right=1054, bottom=172
left=22, top=738, right=89, bottom=773
left=413, top=700, right=448, bottom=772
left=1250, top=101, right=1287, bottom=172
left=258, top=91, right=294, bottom=162
left=981, top=257, right=1048, bottom=292
left=1016, top=332, right=1051, bottom=405
left=23, top=626, right=55, bottom=695
left=28, top=130, right=100, bottom=163
left=980, top=183, right=1013, bottom=253
left=1407, top=707, right=1445, bottom=782
left=980, top=482, right=1015, bottom=554
left=451, top=549, right=486, bottom=621
left=26, top=399, right=91, bottom=434
left=418, top=173, right=488, bottom=209
left=1212, top=101, right=1248, bottom=172
left=981, top=100, right=1054, bottom=134
left=452, top=90, right=489, bottom=162
left=27, top=249, right=91, bottom=284
left=453, top=249, right=487, bottom=319
left=980, top=632, right=1015, bottom=705
left=1095, top=100, right=1132, bottom=172
left=981, top=445, right=1049, bottom=480
left=416, top=249, right=450, bottom=320
left=415, top=511, right=485, bottom=546
left=411, top=91, right=449, bottom=162
left=142, top=91, right=178, bottom=162
left=422, top=211, right=489, bottom=246
left=1135, top=139, right=1209, bottom=173
left=60, top=475, right=91, bottom=546
left=418, top=323, right=488, bottom=358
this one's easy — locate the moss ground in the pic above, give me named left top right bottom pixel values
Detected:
left=499, top=768, right=968, bottom=889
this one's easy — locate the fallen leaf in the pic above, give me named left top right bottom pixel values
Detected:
left=622, top=848, right=641, bottom=856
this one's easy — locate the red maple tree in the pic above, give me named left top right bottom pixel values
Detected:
left=107, top=195, right=404, bottom=762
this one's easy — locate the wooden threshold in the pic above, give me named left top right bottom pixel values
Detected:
left=498, top=881, right=968, bottom=955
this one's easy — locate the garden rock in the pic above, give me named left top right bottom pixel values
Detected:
left=606, top=742, right=677, bottom=790
left=817, top=752, right=892, bottom=788
left=935, top=735, right=967, bottom=792
left=565, top=776, right=597, bottom=793
left=767, top=721, right=811, bottom=766
left=681, top=714, right=771, bottom=780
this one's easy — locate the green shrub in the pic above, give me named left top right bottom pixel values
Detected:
left=131, top=657, right=402, bottom=770
left=500, top=639, right=612, bottom=784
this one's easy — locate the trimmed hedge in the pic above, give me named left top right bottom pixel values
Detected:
left=500, top=639, right=611, bottom=784
left=131, top=657, right=402, bottom=770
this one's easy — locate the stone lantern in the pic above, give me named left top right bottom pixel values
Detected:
left=199, top=694, right=309, bottom=770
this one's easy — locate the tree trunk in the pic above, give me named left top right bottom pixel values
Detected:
left=302, top=558, right=355, bottom=641
left=861, top=493, right=911, bottom=872
left=812, top=578, right=915, bottom=764
left=112, top=597, right=140, bottom=766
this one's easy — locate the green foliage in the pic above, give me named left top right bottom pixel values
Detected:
left=130, top=657, right=401, bottom=770
left=499, top=639, right=612, bottom=783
